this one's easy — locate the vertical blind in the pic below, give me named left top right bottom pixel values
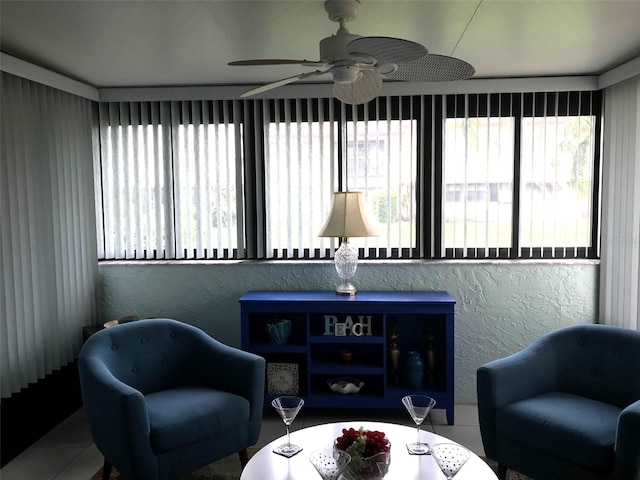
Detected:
left=96, top=92, right=600, bottom=262
left=264, top=98, right=337, bottom=259
left=344, top=99, right=418, bottom=258
left=98, top=97, right=419, bottom=260
left=519, top=92, right=597, bottom=258
left=262, top=97, right=417, bottom=259
left=1, top=72, right=98, bottom=398
left=97, top=100, right=244, bottom=260
left=442, top=92, right=599, bottom=259
left=443, top=94, right=515, bottom=257
left=600, top=76, right=640, bottom=330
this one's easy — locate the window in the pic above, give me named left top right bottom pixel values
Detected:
left=174, top=121, right=241, bottom=257
left=98, top=116, right=170, bottom=260
left=96, top=91, right=601, bottom=261
left=443, top=116, right=515, bottom=252
left=346, top=118, right=417, bottom=254
left=442, top=92, right=600, bottom=258
left=96, top=100, right=244, bottom=260
left=520, top=115, right=595, bottom=255
left=262, top=98, right=418, bottom=260
left=264, top=100, right=337, bottom=259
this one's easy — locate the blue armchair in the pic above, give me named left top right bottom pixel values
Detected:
left=79, top=318, right=265, bottom=480
left=477, top=324, right=640, bottom=480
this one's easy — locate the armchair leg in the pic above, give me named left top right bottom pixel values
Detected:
left=496, top=464, right=508, bottom=480
left=239, top=448, right=249, bottom=468
left=102, top=458, right=112, bottom=480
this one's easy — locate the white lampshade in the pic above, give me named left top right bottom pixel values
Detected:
left=318, top=191, right=377, bottom=239
left=319, top=191, right=376, bottom=296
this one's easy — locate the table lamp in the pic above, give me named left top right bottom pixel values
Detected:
left=319, top=191, right=376, bottom=295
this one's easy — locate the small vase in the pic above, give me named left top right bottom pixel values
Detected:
left=341, top=349, right=353, bottom=364
left=266, top=319, right=291, bottom=344
left=405, top=351, right=424, bottom=390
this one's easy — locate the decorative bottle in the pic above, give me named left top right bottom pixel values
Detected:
left=388, top=323, right=400, bottom=385
left=405, top=351, right=424, bottom=390
left=425, top=330, right=436, bottom=386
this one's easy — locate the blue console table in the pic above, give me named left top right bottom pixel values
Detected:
left=240, top=290, right=456, bottom=425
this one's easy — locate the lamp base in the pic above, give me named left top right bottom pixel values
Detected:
left=336, top=279, right=357, bottom=296
left=333, top=241, right=359, bottom=295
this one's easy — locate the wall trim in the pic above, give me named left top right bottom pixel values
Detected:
left=4, top=51, right=639, bottom=102
left=598, top=56, right=640, bottom=89
left=98, top=258, right=601, bottom=267
left=97, top=76, right=600, bottom=102
left=0, top=53, right=99, bottom=101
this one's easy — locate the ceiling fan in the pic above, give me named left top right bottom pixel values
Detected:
left=228, top=0, right=475, bottom=105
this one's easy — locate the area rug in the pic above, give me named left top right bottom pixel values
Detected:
left=482, top=457, right=533, bottom=480
left=91, top=451, right=532, bottom=479
left=90, top=448, right=257, bottom=480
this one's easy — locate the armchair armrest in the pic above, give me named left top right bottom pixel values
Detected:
left=79, top=358, right=159, bottom=478
left=613, top=399, right=640, bottom=480
left=189, top=331, right=266, bottom=442
left=192, top=335, right=265, bottom=400
left=478, top=342, right=558, bottom=409
left=477, top=341, right=558, bottom=458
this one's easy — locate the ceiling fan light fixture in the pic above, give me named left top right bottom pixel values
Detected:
left=331, top=65, right=361, bottom=84
left=334, top=69, right=382, bottom=105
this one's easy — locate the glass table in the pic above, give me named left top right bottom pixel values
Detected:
left=240, top=421, right=498, bottom=479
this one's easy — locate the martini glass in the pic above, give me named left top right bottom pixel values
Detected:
left=402, top=394, right=436, bottom=454
left=271, top=396, right=304, bottom=457
left=431, top=443, right=470, bottom=479
left=309, top=448, right=351, bottom=479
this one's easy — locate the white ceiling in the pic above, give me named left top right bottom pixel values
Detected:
left=1, top=0, right=640, bottom=90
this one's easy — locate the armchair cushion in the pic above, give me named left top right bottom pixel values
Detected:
left=496, top=392, right=620, bottom=469
left=146, top=387, right=250, bottom=453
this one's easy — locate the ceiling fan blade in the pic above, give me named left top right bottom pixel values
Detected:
left=384, top=54, right=475, bottom=82
left=334, top=69, right=383, bottom=105
left=346, top=37, right=427, bottom=66
left=229, top=59, right=327, bottom=67
left=240, top=69, right=329, bottom=98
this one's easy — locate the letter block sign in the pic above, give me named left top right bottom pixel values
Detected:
left=323, top=315, right=372, bottom=336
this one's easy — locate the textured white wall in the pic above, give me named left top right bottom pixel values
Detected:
left=99, top=260, right=598, bottom=403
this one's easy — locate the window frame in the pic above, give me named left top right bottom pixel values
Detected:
left=95, top=91, right=602, bottom=262
left=439, top=91, right=602, bottom=260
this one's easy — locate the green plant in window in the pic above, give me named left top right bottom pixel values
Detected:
left=371, top=191, right=400, bottom=224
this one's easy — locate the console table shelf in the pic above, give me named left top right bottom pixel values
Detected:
left=240, top=290, right=456, bottom=424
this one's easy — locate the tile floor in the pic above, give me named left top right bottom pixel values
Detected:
left=0, top=404, right=484, bottom=480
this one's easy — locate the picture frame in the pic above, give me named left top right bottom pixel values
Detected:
left=266, top=362, right=299, bottom=395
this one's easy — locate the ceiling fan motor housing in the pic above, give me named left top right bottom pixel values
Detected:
left=324, top=0, right=361, bottom=23
left=319, top=30, right=362, bottom=63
